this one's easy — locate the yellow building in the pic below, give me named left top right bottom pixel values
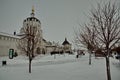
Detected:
left=0, top=32, right=20, bottom=56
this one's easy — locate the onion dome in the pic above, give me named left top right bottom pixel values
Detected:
left=23, top=6, right=41, bottom=24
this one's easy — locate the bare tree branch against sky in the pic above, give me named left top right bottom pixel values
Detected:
left=0, top=0, right=119, bottom=45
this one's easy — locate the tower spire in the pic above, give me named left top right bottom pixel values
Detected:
left=31, top=5, right=35, bottom=17
left=32, top=6, right=35, bottom=13
left=65, top=37, right=67, bottom=41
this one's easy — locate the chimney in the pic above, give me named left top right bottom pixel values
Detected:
left=14, top=31, right=16, bottom=35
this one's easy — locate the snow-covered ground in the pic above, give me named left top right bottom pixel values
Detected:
left=0, top=53, right=120, bottom=80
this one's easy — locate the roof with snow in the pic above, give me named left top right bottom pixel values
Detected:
left=0, top=32, right=20, bottom=39
left=62, top=38, right=70, bottom=45
left=24, top=17, right=41, bottom=24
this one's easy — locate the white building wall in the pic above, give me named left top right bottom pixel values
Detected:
left=0, top=35, right=20, bottom=56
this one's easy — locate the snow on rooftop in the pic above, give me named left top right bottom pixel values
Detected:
left=0, top=32, right=20, bottom=39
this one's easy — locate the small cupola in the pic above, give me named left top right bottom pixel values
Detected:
left=62, top=38, right=70, bottom=45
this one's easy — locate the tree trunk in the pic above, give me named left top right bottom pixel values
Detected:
left=54, top=54, right=56, bottom=59
left=89, top=51, right=92, bottom=65
left=32, top=53, right=34, bottom=58
left=29, top=59, right=32, bottom=73
left=105, top=56, right=111, bottom=80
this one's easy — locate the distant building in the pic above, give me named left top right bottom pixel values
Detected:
left=62, top=38, right=72, bottom=53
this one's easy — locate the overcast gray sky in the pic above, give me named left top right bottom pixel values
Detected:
left=0, top=0, right=119, bottom=46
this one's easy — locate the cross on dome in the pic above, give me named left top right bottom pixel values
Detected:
left=31, top=6, right=35, bottom=17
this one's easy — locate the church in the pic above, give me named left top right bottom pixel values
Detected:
left=0, top=7, right=72, bottom=56
left=62, top=38, right=72, bottom=53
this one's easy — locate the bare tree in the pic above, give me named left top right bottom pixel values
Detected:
left=74, top=1, right=120, bottom=80
left=18, top=23, right=39, bottom=73
left=91, top=2, right=120, bottom=80
left=74, top=24, right=97, bottom=65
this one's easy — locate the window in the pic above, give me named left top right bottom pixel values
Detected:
left=1, top=36, right=4, bottom=40
left=9, top=38, right=10, bottom=40
left=6, top=37, right=8, bottom=40
left=3, top=37, right=5, bottom=40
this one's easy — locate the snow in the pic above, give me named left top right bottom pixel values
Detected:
left=0, top=32, right=20, bottom=39
left=0, top=53, right=120, bottom=80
